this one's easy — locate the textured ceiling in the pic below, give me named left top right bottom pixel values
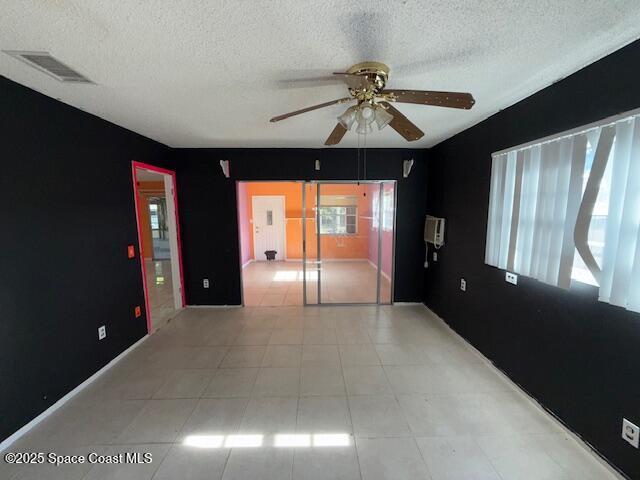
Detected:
left=1, top=1, right=640, bottom=148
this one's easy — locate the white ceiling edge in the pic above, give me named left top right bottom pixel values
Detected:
left=424, top=35, right=640, bottom=150
left=3, top=31, right=637, bottom=151
left=2, top=1, right=639, bottom=149
left=113, top=32, right=640, bottom=149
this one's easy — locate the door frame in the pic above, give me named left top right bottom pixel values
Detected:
left=251, top=195, right=287, bottom=262
left=303, top=180, right=397, bottom=306
left=131, top=161, right=186, bottom=333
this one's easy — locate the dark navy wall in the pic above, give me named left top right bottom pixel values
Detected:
left=0, top=76, right=169, bottom=442
left=172, top=148, right=428, bottom=306
left=424, top=40, right=640, bottom=478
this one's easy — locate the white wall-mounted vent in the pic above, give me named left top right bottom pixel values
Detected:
left=3, top=51, right=93, bottom=84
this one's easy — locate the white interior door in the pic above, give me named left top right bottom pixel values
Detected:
left=252, top=196, right=285, bottom=261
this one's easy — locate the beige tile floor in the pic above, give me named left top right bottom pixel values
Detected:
left=145, top=259, right=179, bottom=332
left=1, top=306, right=620, bottom=480
left=242, top=260, right=392, bottom=306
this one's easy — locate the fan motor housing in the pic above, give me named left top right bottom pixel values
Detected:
left=347, top=61, right=389, bottom=93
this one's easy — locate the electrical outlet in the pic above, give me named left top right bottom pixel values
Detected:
left=203, top=278, right=210, bottom=288
left=505, top=272, right=518, bottom=285
left=622, top=418, right=639, bottom=448
left=460, top=278, right=466, bottom=292
left=98, top=325, right=106, bottom=340
left=433, top=252, right=438, bottom=262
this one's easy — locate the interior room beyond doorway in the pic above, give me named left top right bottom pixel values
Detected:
left=134, top=165, right=184, bottom=331
left=237, top=181, right=395, bottom=307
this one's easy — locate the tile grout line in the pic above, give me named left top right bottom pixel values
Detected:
left=146, top=393, right=200, bottom=480
left=377, top=311, right=435, bottom=479
left=418, top=304, right=627, bottom=480
left=218, top=388, right=255, bottom=480
left=338, top=318, right=365, bottom=480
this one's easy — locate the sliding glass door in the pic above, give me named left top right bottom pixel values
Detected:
left=303, top=181, right=396, bottom=305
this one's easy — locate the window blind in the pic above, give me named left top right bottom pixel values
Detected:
left=485, top=109, right=640, bottom=313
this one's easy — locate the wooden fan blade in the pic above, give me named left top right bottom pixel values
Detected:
left=378, top=102, right=424, bottom=142
left=270, top=97, right=353, bottom=122
left=332, top=72, right=371, bottom=90
left=275, top=76, right=343, bottom=89
left=325, top=123, right=348, bottom=146
left=382, top=89, right=475, bottom=109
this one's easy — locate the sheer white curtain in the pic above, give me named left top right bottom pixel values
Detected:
left=485, top=111, right=640, bottom=313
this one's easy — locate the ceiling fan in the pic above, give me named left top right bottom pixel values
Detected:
left=270, top=62, right=475, bottom=145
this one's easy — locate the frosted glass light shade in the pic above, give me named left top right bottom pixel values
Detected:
left=375, top=106, right=393, bottom=130
left=337, top=107, right=356, bottom=130
left=356, top=104, right=376, bottom=126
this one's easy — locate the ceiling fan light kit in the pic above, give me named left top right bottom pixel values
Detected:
left=270, top=61, right=476, bottom=146
left=355, top=120, right=373, bottom=135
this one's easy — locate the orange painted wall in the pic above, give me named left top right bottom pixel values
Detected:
left=242, top=182, right=373, bottom=260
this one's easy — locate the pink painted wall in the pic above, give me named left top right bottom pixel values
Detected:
left=237, top=182, right=252, bottom=266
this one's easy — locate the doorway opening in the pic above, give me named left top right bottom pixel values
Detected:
left=132, top=161, right=185, bottom=332
left=237, top=180, right=396, bottom=307
left=303, top=181, right=396, bottom=305
left=237, top=182, right=304, bottom=307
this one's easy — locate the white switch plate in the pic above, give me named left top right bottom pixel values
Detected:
left=98, top=325, right=106, bottom=340
left=505, top=272, right=518, bottom=285
left=433, top=252, right=438, bottom=261
left=622, top=418, right=639, bottom=448
left=460, top=278, right=466, bottom=292
left=203, top=279, right=210, bottom=288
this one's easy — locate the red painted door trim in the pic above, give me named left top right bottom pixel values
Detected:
left=131, top=161, right=186, bottom=333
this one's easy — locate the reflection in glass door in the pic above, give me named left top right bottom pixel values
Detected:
left=303, top=181, right=396, bottom=305
left=149, top=197, right=171, bottom=260
left=303, top=182, right=319, bottom=305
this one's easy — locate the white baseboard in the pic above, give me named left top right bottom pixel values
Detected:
left=322, top=258, right=369, bottom=262
left=186, top=304, right=242, bottom=308
left=241, top=259, right=254, bottom=269
left=0, top=334, right=149, bottom=453
left=419, top=304, right=626, bottom=480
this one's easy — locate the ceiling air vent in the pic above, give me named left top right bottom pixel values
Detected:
left=3, top=51, right=93, bottom=84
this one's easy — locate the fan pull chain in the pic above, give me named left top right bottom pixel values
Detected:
left=357, top=133, right=361, bottom=185
left=363, top=133, right=367, bottom=180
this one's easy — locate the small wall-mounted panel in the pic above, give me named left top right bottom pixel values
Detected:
left=425, top=215, right=445, bottom=247
left=505, top=272, right=518, bottom=285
